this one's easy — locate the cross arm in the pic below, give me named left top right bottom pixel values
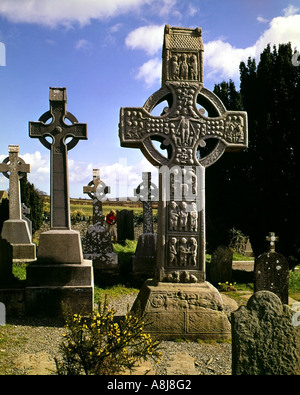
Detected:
left=119, top=107, right=168, bottom=148
left=201, top=110, right=248, bottom=152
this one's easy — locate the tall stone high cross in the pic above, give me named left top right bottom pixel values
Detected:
left=120, top=25, right=248, bottom=283
left=26, top=88, right=93, bottom=316
left=29, top=87, right=87, bottom=230
left=0, top=145, right=30, bottom=221
left=83, top=169, right=110, bottom=225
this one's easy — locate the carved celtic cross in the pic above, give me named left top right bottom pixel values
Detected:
left=29, top=87, right=87, bottom=230
left=0, top=145, right=30, bottom=220
left=119, top=25, right=248, bottom=282
left=83, top=169, right=110, bottom=225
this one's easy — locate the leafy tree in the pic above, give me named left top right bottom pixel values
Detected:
left=20, top=174, right=43, bottom=233
left=0, top=198, right=9, bottom=232
left=207, top=43, right=300, bottom=268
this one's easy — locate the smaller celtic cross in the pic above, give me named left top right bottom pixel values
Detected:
left=29, top=87, right=87, bottom=230
left=0, top=145, right=30, bottom=220
left=266, top=232, right=279, bottom=253
left=83, top=169, right=110, bottom=225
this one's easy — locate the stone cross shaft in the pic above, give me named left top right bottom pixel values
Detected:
left=134, top=172, right=158, bottom=233
left=266, top=232, right=279, bottom=253
left=119, top=25, right=248, bottom=282
left=83, top=169, right=110, bottom=225
left=29, top=87, right=87, bottom=230
left=0, top=145, right=30, bottom=220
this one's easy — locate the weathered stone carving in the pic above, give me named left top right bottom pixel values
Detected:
left=119, top=25, right=247, bottom=339
left=120, top=26, right=247, bottom=284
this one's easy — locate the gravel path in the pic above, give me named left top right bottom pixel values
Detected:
left=0, top=293, right=233, bottom=375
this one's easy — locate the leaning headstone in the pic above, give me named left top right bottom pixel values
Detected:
left=117, top=209, right=134, bottom=245
left=119, top=25, right=248, bottom=339
left=0, top=145, right=36, bottom=262
left=207, top=245, right=233, bottom=285
left=232, top=291, right=300, bottom=375
left=83, top=169, right=118, bottom=276
left=254, top=232, right=289, bottom=304
left=132, top=173, right=158, bottom=279
left=26, top=87, right=94, bottom=316
left=21, top=203, right=32, bottom=241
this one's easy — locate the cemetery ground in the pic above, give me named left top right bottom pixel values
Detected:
left=0, top=199, right=299, bottom=375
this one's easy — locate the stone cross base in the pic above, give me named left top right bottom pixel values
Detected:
left=1, top=220, right=36, bottom=262
left=36, top=230, right=84, bottom=264
left=25, top=260, right=94, bottom=316
left=25, top=229, right=94, bottom=316
left=131, top=280, right=231, bottom=340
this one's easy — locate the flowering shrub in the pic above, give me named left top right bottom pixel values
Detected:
left=217, top=281, right=237, bottom=292
left=55, top=301, right=161, bottom=375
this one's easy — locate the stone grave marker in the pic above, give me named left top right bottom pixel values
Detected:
left=117, top=209, right=134, bottom=245
left=134, top=172, right=158, bottom=234
left=83, top=168, right=110, bottom=226
left=207, top=245, right=233, bottom=285
left=254, top=232, right=289, bottom=304
left=232, top=291, right=300, bottom=375
left=119, top=25, right=248, bottom=339
left=83, top=169, right=118, bottom=275
left=0, top=302, right=5, bottom=326
left=0, top=145, right=36, bottom=262
left=26, top=87, right=94, bottom=316
left=132, top=172, right=158, bottom=279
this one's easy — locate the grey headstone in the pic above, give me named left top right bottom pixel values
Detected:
left=232, top=291, right=300, bottom=375
left=0, top=302, right=5, bottom=326
left=254, top=251, right=289, bottom=304
left=132, top=233, right=157, bottom=276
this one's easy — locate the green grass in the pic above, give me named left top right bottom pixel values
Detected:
left=289, top=265, right=300, bottom=300
left=94, top=284, right=139, bottom=304
left=12, top=262, right=28, bottom=281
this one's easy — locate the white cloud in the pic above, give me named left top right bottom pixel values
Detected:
left=136, top=57, right=162, bottom=88
left=75, top=39, right=93, bottom=51
left=204, top=13, right=300, bottom=83
left=257, top=16, right=269, bottom=24
left=125, top=25, right=164, bottom=56
left=0, top=0, right=176, bottom=28
left=79, top=157, right=158, bottom=199
left=282, top=4, right=299, bottom=17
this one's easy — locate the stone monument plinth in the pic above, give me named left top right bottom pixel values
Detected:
left=133, top=280, right=231, bottom=340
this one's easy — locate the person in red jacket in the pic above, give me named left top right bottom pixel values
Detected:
left=106, top=209, right=117, bottom=244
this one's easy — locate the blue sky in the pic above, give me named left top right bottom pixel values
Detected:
left=1, top=0, right=300, bottom=198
